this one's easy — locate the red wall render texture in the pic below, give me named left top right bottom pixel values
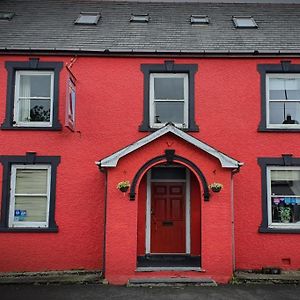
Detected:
left=0, top=56, right=300, bottom=284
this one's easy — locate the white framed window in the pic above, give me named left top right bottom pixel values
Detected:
left=267, top=166, right=300, bottom=229
left=266, top=74, right=300, bottom=129
left=14, top=70, right=54, bottom=127
left=8, top=165, right=51, bottom=228
left=149, top=73, right=188, bottom=129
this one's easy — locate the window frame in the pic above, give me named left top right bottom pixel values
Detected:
left=258, top=61, right=300, bottom=132
left=14, top=70, right=54, bottom=127
left=258, top=155, right=300, bottom=233
left=266, top=166, right=300, bottom=229
left=9, top=164, right=51, bottom=228
left=0, top=153, right=60, bottom=232
left=1, top=59, right=63, bottom=131
left=149, top=73, right=189, bottom=129
left=140, top=60, right=199, bottom=132
left=266, top=73, right=300, bottom=129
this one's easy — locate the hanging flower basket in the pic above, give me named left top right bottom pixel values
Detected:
left=117, top=180, right=130, bottom=193
left=209, top=182, right=223, bottom=193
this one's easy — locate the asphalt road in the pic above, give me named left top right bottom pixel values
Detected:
left=1, top=284, right=300, bottom=300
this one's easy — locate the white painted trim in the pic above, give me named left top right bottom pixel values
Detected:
left=99, top=124, right=242, bottom=168
left=145, top=171, right=151, bottom=254
left=185, top=169, right=191, bottom=254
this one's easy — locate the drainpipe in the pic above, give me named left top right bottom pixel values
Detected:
left=231, top=166, right=241, bottom=274
left=99, top=166, right=108, bottom=279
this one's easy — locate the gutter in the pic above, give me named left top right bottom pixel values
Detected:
left=1, top=48, right=300, bottom=58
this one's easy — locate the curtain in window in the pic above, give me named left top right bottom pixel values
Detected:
left=19, top=75, right=31, bottom=122
left=271, top=170, right=300, bottom=181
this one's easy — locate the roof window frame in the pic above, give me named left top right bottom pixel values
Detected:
left=130, top=13, right=150, bottom=23
left=232, top=16, right=258, bottom=29
left=0, top=11, right=15, bottom=20
left=74, top=12, right=101, bottom=25
left=190, top=15, right=210, bottom=25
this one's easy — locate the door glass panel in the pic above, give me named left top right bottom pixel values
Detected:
left=151, top=167, right=186, bottom=180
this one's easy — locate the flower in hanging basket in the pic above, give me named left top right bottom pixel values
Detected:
left=117, top=180, right=130, bottom=192
left=209, top=182, right=223, bottom=193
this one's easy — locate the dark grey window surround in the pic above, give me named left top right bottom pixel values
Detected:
left=139, top=60, right=199, bottom=132
left=1, top=58, right=63, bottom=131
left=257, top=61, right=300, bottom=132
left=0, top=152, right=60, bottom=232
left=258, top=154, right=300, bottom=233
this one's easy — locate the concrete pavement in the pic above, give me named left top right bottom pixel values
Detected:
left=1, top=284, right=300, bottom=300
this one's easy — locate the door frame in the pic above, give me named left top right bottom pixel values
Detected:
left=145, top=167, right=191, bottom=254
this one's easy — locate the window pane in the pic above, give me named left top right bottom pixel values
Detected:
left=14, top=196, right=47, bottom=222
left=269, top=102, right=300, bottom=124
left=154, top=78, right=184, bottom=100
left=269, top=78, right=300, bottom=100
left=30, top=99, right=51, bottom=122
left=15, top=169, right=48, bottom=194
left=271, top=170, right=300, bottom=196
left=154, top=101, right=184, bottom=124
left=19, top=74, right=51, bottom=98
left=151, top=167, right=186, bottom=180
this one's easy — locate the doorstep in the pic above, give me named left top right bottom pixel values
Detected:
left=127, top=277, right=217, bottom=287
left=137, top=254, right=201, bottom=268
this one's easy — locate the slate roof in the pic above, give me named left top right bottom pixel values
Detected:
left=0, top=0, right=300, bottom=55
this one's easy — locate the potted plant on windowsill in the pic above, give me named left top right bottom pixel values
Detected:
left=117, top=180, right=130, bottom=193
left=209, top=182, right=223, bottom=193
left=279, top=207, right=291, bottom=223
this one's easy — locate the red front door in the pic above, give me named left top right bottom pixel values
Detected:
left=151, top=182, right=186, bottom=253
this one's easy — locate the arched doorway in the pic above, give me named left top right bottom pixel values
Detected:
left=137, top=163, right=201, bottom=269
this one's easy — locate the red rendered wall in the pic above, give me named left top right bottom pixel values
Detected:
left=0, top=55, right=300, bottom=280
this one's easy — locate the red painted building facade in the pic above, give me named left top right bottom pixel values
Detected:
left=1, top=1, right=300, bottom=285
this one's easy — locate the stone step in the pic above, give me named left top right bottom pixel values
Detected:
left=234, top=271, right=300, bottom=284
left=0, top=270, right=103, bottom=284
left=127, top=277, right=217, bottom=287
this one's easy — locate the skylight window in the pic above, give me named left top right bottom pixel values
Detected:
left=232, top=16, right=258, bottom=28
left=74, top=12, right=101, bottom=25
left=130, top=14, right=150, bottom=23
left=190, top=15, right=209, bottom=25
left=0, top=12, right=15, bottom=20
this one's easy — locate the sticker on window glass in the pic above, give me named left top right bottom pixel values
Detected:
left=14, top=209, right=27, bottom=221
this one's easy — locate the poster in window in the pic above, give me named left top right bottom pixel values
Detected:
left=65, top=75, right=76, bottom=131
